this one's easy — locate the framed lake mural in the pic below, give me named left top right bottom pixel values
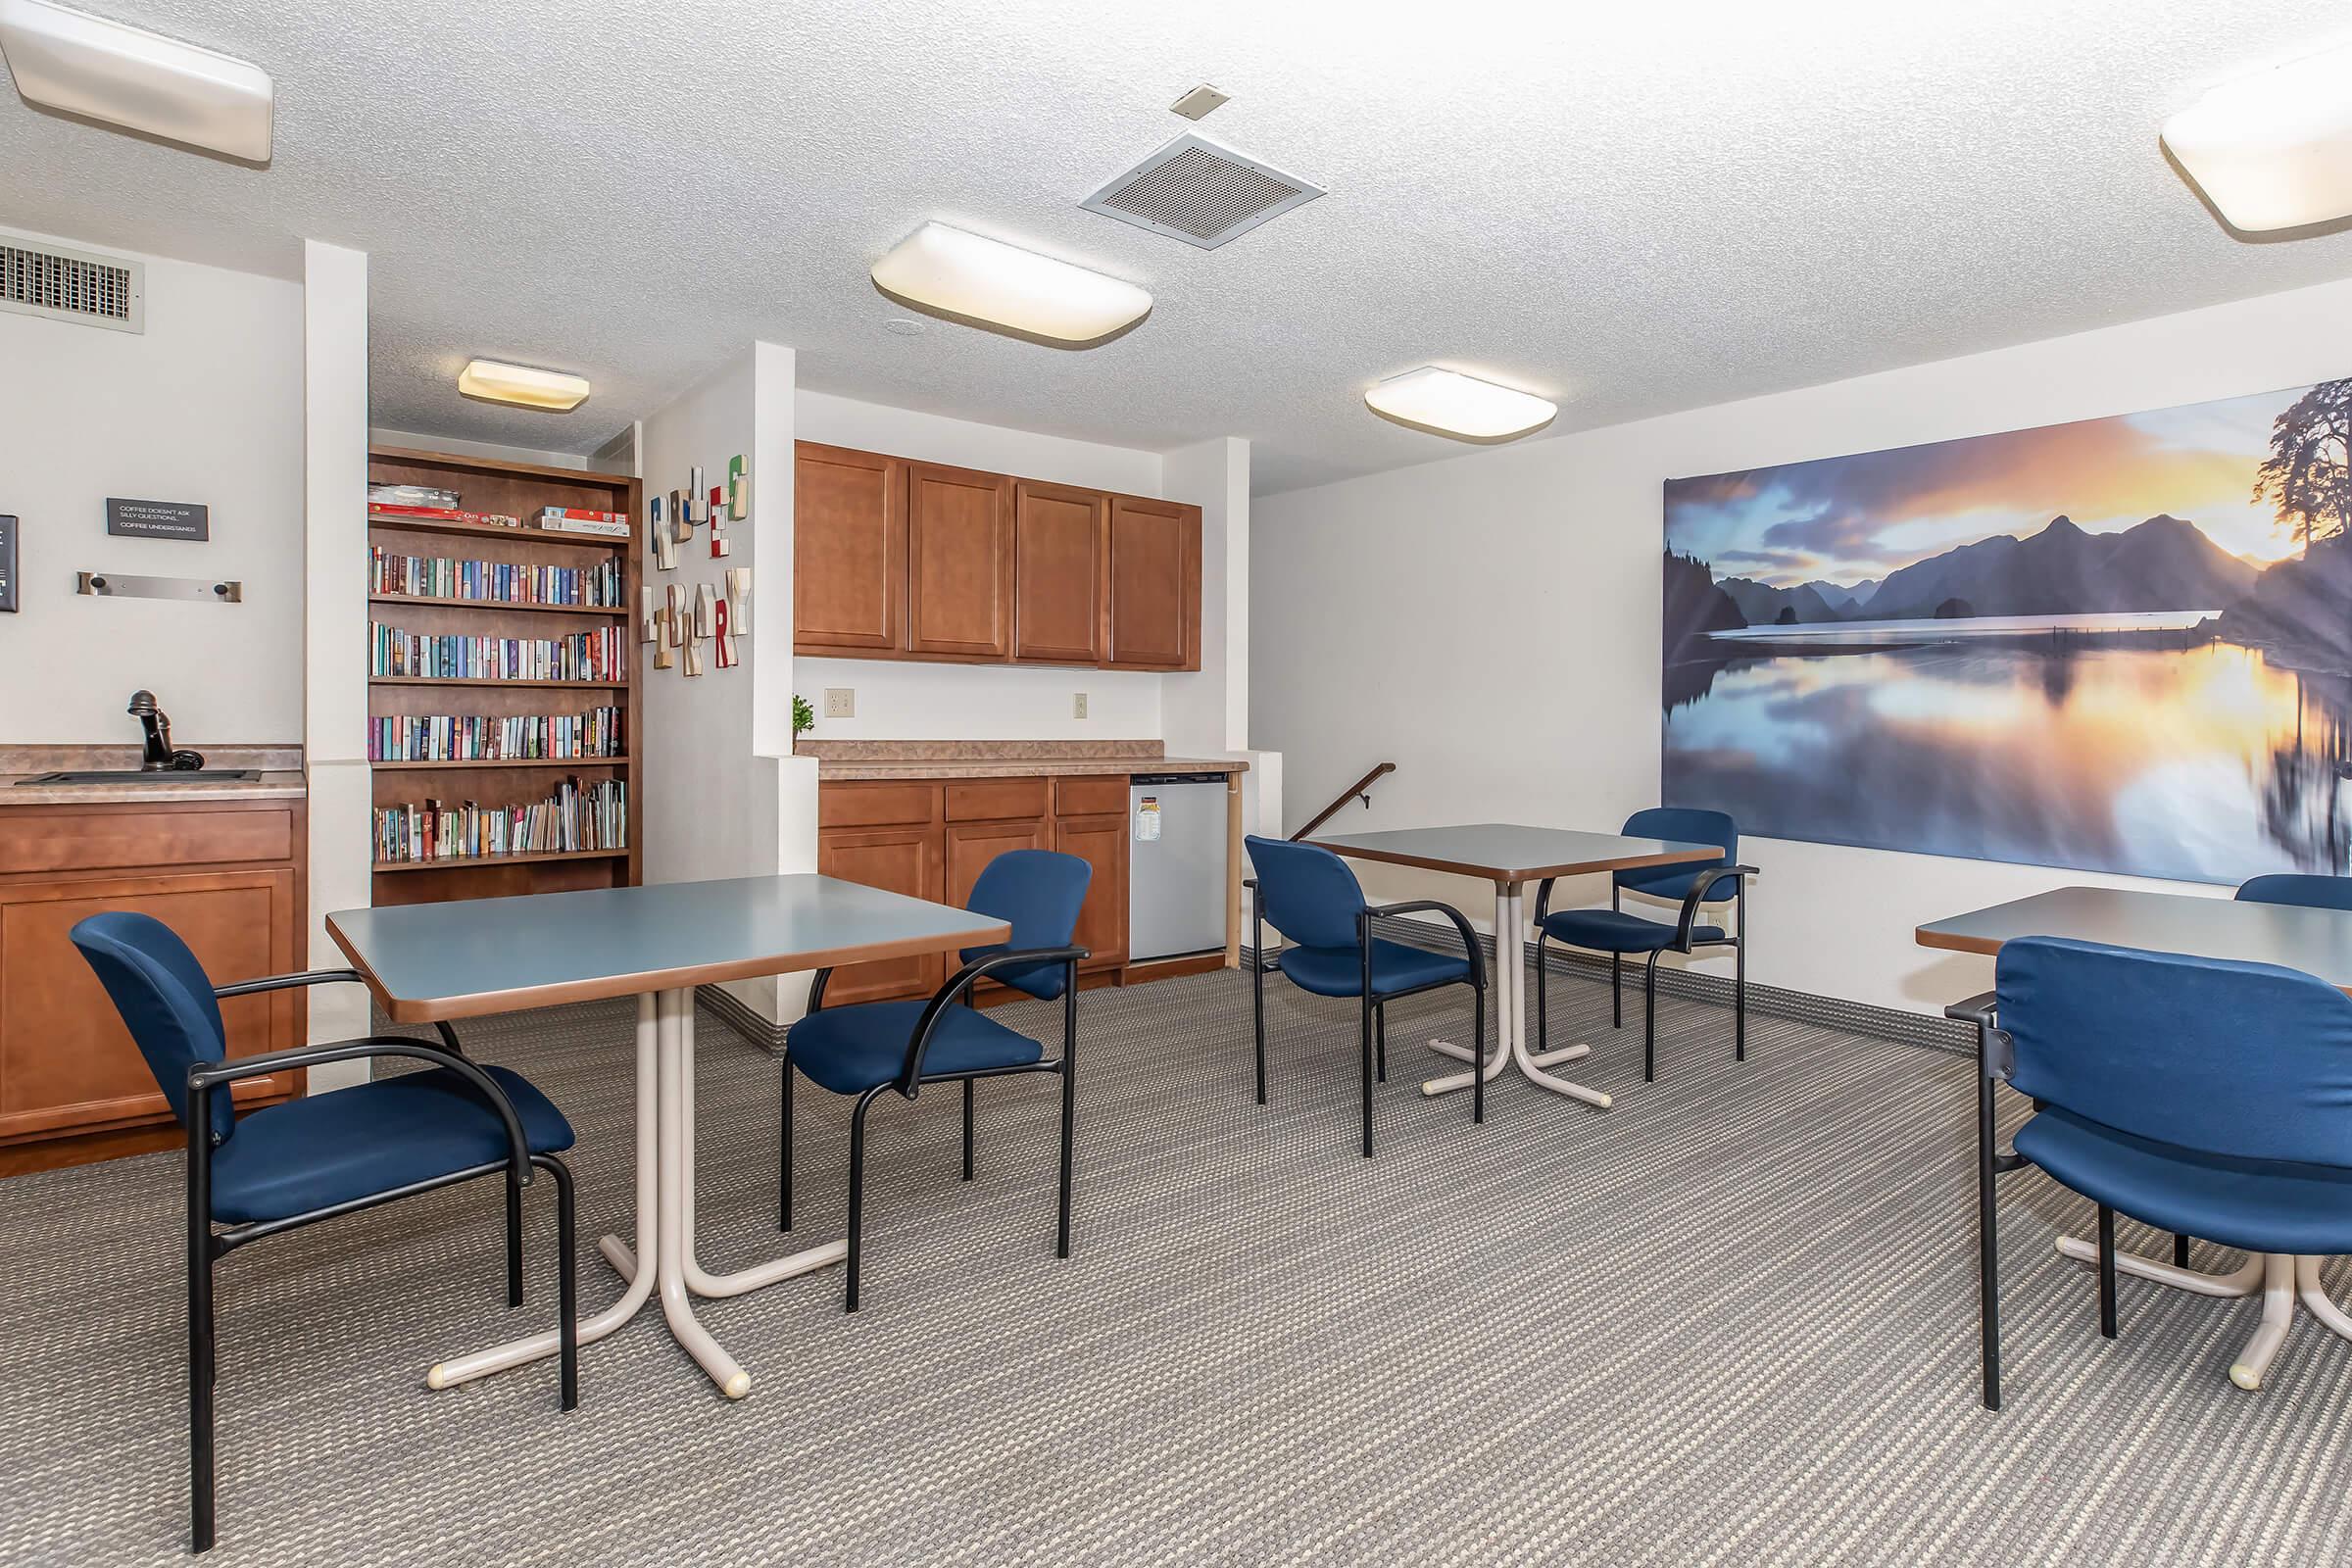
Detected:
left=1661, top=379, right=2352, bottom=884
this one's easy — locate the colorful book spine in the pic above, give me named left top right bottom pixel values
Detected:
left=366, top=707, right=625, bottom=762
left=368, top=546, right=624, bottom=607
left=372, top=777, right=627, bottom=864
left=368, top=621, right=626, bottom=681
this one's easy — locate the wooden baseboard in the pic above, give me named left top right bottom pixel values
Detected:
left=1118, top=952, right=1228, bottom=984
left=0, top=1121, right=183, bottom=1176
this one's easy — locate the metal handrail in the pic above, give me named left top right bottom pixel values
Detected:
left=1290, top=761, right=1396, bottom=841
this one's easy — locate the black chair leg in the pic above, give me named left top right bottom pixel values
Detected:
left=1058, top=975, right=1078, bottom=1258
left=1734, top=933, right=1747, bottom=1063
left=2174, top=1233, right=2190, bottom=1268
left=533, top=1153, right=579, bottom=1411
left=778, top=1056, right=794, bottom=1233
left=2097, top=1204, right=2119, bottom=1339
left=1472, top=980, right=1487, bottom=1126
left=1250, top=948, right=1268, bottom=1106
left=187, top=1165, right=217, bottom=1552
left=1358, top=991, right=1374, bottom=1159
left=1643, top=953, right=1659, bottom=1082
left=846, top=1087, right=884, bottom=1311
left=962, top=1078, right=976, bottom=1181
left=1977, top=1069, right=2003, bottom=1411
left=506, top=1168, right=524, bottom=1308
left=1375, top=1003, right=1387, bottom=1084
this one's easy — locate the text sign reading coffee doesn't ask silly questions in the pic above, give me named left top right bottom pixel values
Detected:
left=106, top=498, right=208, bottom=541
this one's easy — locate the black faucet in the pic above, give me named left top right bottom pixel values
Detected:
left=129, top=691, right=205, bottom=772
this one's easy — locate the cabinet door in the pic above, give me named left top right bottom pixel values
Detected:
left=1054, top=812, right=1129, bottom=974
left=0, top=867, right=303, bottom=1146
left=906, top=462, right=1015, bottom=661
left=1106, top=496, right=1201, bottom=669
left=795, top=442, right=907, bottom=653
left=1013, top=481, right=1107, bottom=664
left=815, top=824, right=945, bottom=1005
left=946, top=816, right=1053, bottom=909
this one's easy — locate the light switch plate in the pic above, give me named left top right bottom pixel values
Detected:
left=824, top=688, right=855, bottom=718
left=1073, top=692, right=1088, bottom=718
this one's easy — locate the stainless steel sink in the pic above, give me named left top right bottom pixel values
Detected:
left=16, top=769, right=261, bottom=785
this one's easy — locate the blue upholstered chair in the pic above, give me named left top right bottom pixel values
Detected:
left=2238, top=873, right=2352, bottom=911
left=1245, top=835, right=1489, bottom=1157
left=69, top=911, right=578, bottom=1554
left=1950, top=936, right=2352, bottom=1410
left=1533, top=807, right=1753, bottom=1082
left=783, top=849, right=1090, bottom=1311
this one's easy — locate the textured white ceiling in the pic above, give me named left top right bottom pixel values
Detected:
left=4, top=1, right=2351, bottom=494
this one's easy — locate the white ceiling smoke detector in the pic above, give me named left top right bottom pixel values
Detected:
left=0, top=0, right=272, bottom=162
left=871, top=221, right=1152, bottom=346
left=2163, top=40, right=2352, bottom=232
left=1081, top=131, right=1323, bottom=250
left=1363, top=367, right=1557, bottom=443
left=1169, top=83, right=1229, bottom=121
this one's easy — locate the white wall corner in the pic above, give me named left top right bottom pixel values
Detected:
left=301, top=239, right=371, bottom=1079
left=1159, top=436, right=1251, bottom=757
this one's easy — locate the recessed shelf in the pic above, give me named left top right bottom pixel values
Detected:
left=369, top=757, right=632, bottom=770
left=372, top=848, right=630, bottom=873
left=369, top=594, right=626, bottom=617
left=368, top=677, right=627, bottom=689
left=368, top=513, right=631, bottom=549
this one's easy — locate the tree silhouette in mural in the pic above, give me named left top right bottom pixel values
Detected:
left=2253, top=378, right=2352, bottom=552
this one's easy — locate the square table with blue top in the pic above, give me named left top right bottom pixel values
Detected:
left=328, top=874, right=1007, bottom=1399
left=1309, top=824, right=1722, bottom=1109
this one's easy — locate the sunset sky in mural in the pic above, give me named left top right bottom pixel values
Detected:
left=1665, top=385, right=2300, bottom=588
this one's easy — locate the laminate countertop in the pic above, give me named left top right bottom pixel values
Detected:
left=796, top=740, right=1247, bottom=782
left=0, top=744, right=306, bottom=806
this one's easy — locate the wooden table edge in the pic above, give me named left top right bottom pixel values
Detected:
left=326, top=909, right=1012, bottom=1024
left=1913, top=924, right=1999, bottom=957
left=1308, top=840, right=1722, bottom=884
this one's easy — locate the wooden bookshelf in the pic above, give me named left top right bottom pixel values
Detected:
left=368, top=445, right=642, bottom=907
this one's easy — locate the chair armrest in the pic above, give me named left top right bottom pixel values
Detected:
left=1533, top=878, right=1557, bottom=923
left=187, top=1037, right=533, bottom=1178
left=1943, top=991, right=1998, bottom=1027
left=1672, top=865, right=1757, bottom=948
left=1365, top=900, right=1490, bottom=990
left=804, top=966, right=834, bottom=1016
left=897, top=946, right=1090, bottom=1095
left=212, top=968, right=367, bottom=1000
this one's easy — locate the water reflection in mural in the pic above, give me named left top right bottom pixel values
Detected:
left=1662, top=379, right=2352, bottom=883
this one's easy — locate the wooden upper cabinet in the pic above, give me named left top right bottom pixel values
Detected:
left=795, top=442, right=908, bottom=654
left=1106, top=496, right=1201, bottom=670
left=906, top=462, right=1015, bottom=661
left=1013, top=481, right=1108, bottom=665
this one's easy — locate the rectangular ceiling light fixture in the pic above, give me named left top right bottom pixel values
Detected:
left=870, top=221, right=1152, bottom=346
left=0, top=0, right=272, bottom=162
left=1082, top=131, right=1324, bottom=250
left=1364, top=367, right=1557, bottom=443
left=458, top=359, right=591, bottom=411
left=2163, top=41, right=2352, bottom=231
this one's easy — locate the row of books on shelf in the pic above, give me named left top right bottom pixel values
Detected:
left=369, top=620, right=627, bottom=682
left=367, top=708, right=625, bottom=763
left=373, top=777, right=627, bottom=865
left=368, top=500, right=630, bottom=539
left=368, top=545, right=624, bottom=607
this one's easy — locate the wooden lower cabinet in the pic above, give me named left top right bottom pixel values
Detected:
left=0, top=798, right=307, bottom=1172
left=816, top=775, right=1130, bottom=1004
left=813, top=818, right=946, bottom=1007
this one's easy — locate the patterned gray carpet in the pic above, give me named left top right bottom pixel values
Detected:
left=4, top=962, right=2351, bottom=1565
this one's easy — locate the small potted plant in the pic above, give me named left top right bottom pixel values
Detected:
left=793, top=693, right=815, bottom=750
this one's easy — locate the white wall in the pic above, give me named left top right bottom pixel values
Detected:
left=1252, top=273, right=2352, bottom=1017
left=0, top=234, right=305, bottom=745
left=793, top=389, right=1169, bottom=742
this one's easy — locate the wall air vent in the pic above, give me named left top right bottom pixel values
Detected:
left=0, top=231, right=144, bottom=333
left=1080, top=131, right=1324, bottom=250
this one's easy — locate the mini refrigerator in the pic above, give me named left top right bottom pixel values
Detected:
left=1127, top=773, right=1229, bottom=961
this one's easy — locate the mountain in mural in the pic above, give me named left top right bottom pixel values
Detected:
left=1717, top=576, right=1842, bottom=626
left=1860, top=514, right=2256, bottom=621
left=2212, top=532, right=2352, bottom=662
left=1663, top=549, right=1744, bottom=660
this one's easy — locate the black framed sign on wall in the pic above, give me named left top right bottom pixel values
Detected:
left=0, top=514, right=17, bottom=613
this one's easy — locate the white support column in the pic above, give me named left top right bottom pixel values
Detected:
left=300, top=239, right=371, bottom=1086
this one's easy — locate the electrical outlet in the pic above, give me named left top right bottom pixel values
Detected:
left=823, top=688, right=855, bottom=719
left=1073, top=692, right=1089, bottom=719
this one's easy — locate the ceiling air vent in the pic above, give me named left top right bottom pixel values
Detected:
left=1080, top=132, right=1324, bottom=250
left=0, top=231, right=144, bottom=333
